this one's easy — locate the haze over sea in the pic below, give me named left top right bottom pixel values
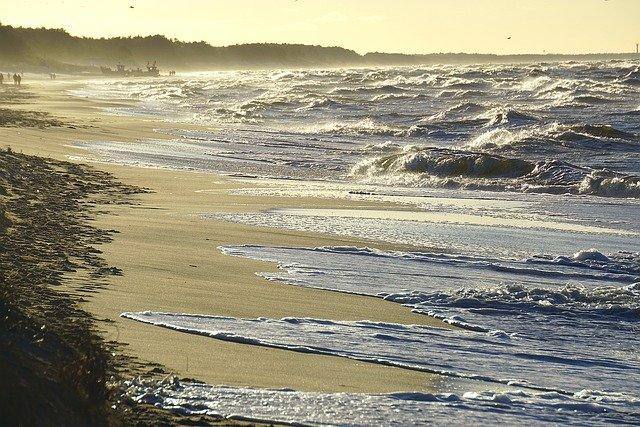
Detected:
left=74, top=59, right=640, bottom=425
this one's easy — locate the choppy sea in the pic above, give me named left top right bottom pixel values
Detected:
left=73, top=60, right=640, bottom=425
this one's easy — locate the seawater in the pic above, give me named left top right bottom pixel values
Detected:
left=72, top=61, right=640, bottom=425
left=72, top=61, right=640, bottom=197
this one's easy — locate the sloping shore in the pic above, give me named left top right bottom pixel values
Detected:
left=0, top=148, right=155, bottom=424
left=85, top=164, right=448, bottom=393
left=0, top=77, right=447, bottom=410
left=0, top=142, right=251, bottom=425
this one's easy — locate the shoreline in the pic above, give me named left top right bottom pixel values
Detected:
left=0, top=147, right=159, bottom=424
left=3, top=67, right=639, bottom=424
left=1, top=79, right=451, bottom=394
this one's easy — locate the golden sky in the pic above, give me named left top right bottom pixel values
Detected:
left=1, top=0, right=639, bottom=54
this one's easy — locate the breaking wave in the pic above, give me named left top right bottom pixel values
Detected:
left=469, top=123, right=639, bottom=151
left=424, top=105, right=539, bottom=127
left=479, top=108, right=540, bottom=127
left=73, top=61, right=640, bottom=201
left=121, top=376, right=640, bottom=426
left=350, top=146, right=640, bottom=198
left=621, top=67, right=640, bottom=85
left=427, top=102, right=488, bottom=121
left=331, top=84, right=406, bottom=96
left=299, top=97, right=349, bottom=110
left=407, top=282, right=640, bottom=320
left=302, top=118, right=403, bottom=137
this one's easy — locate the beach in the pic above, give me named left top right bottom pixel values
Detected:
left=2, top=62, right=639, bottom=425
left=3, top=2, right=640, bottom=422
left=1, top=79, right=447, bottom=394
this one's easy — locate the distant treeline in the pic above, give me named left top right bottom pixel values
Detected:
left=1, top=23, right=638, bottom=73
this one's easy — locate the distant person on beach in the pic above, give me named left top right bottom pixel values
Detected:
left=0, top=73, right=3, bottom=85
left=13, top=73, right=18, bottom=85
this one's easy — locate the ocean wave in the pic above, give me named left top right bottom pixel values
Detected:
left=122, top=308, right=640, bottom=399
left=299, top=96, right=348, bottom=110
left=572, top=95, right=616, bottom=105
left=518, top=77, right=622, bottom=106
left=212, top=243, right=640, bottom=405
left=428, top=102, right=487, bottom=121
left=121, top=376, right=640, bottom=425
left=478, top=108, right=540, bottom=127
left=302, top=118, right=403, bottom=137
left=548, top=89, right=624, bottom=107
left=240, top=90, right=338, bottom=111
left=370, top=93, right=430, bottom=102
left=450, top=89, right=486, bottom=99
left=405, top=282, right=640, bottom=320
left=527, top=68, right=549, bottom=78
left=75, top=65, right=640, bottom=203
left=468, top=123, right=638, bottom=151
left=519, top=76, right=571, bottom=93
left=621, top=67, right=640, bottom=85
left=270, top=70, right=303, bottom=80
left=616, top=109, right=640, bottom=117
left=577, top=170, right=640, bottom=199
left=443, top=78, right=488, bottom=90
left=350, top=146, right=640, bottom=198
left=331, top=84, right=406, bottom=96
left=529, top=249, right=640, bottom=277
left=422, top=106, right=539, bottom=132
left=558, top=124, right=637, bottom=141
left=412, top=106, right=539, bottom=138
left=308, top=246, right=640, bottom=284
left=352, top=146, right=535, bottom=179
left=402, top=125, right=458, bottom=138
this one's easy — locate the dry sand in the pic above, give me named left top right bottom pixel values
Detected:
left=1, top=79, right=453, bottom=393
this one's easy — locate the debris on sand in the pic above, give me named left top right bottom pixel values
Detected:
left=0, top=107, right=64, bottom=128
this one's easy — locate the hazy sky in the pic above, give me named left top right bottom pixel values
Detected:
left=1, top=0, right=639, bottom=54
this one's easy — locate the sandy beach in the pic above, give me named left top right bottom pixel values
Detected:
left=3, top=60, right=640, bottom=424
left=3, top=6, right=640, bottom=423
left=1, top=79, right=449, bottom=394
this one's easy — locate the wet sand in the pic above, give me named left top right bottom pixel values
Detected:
left=0, top=79, right=450, bottom=393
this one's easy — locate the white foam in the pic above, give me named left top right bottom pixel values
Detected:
left=120, top=311, right=640, bottom=407
left=121, top=376, right=640, bottom=425
left=209, top=209, right=639, bottom=258
left=210, top=245, right=640, bottom=394
left=71, top=62, right=640, bottom=202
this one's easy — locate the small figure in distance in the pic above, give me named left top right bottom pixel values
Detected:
left=0, top=73, right=4, bottom=85
left=13, top=73, right=18, bottom=85
left=17, top=73, right=22, bottom=85
left=50, top=73, right=56, bottom=80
